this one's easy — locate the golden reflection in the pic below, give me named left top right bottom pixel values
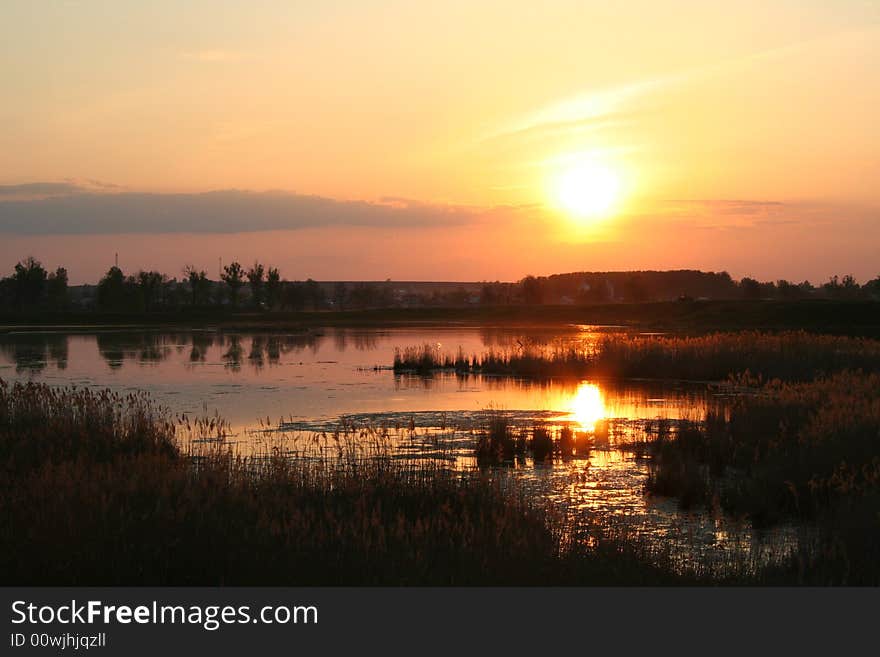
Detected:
left=568, top=382, right=606, bottom=431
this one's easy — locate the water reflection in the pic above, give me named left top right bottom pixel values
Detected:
left=568, top=383, right=605, bottom=431
left=332, top=328, right=382, bottom=352
left=0, top=333, right=69, bottom=373
left=223, top=335, right=244, bottom=371
left=189, top=332, right=214, bottom=362
left=0, top=327, right=616, bottom=376
left=0, top=326, right=793, bottom=575
left=0, top=329, right=712, bottom=434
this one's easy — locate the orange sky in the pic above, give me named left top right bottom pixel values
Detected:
left=1, top=1, right=878, bottom=283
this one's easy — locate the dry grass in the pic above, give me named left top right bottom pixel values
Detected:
left=642, top=371, right=880, bottom=584
left=393, top=331, right=880, bottom=382
left=0, top=380, right=683, bottom=585
left=4, top=371, right=873, bottom=585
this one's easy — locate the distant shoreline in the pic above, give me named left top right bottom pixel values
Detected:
left=1, top=299, right=879, bottom=335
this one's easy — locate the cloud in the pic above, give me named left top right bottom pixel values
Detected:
left=0, top=182, right=84, bottom=198
left=0, top=180, right=126, bottom=199
left=659, top=199, right=784, bottom=216
left=481, top=113, right=637, bottom=147
left=496, top=81, right=657, bottom=138
left=618, top=198, right=879, bottom=235
left=621, top=198, right=793, bottom=232
left=0, top=186, right=480, bottom=235
left=487, top=26, right=875, bottom=150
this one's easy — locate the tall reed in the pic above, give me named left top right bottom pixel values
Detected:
left=392, top=331, right=880, bottom=382
left=0, top=380, right=683, bottom=585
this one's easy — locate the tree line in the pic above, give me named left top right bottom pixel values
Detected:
left=1, top=258, right=878, bottom=314
left=517, top=270, right=880, bottom=304
left=0, top=258, right=329, bottom=313
left=0, top=257, right=69, bottom=311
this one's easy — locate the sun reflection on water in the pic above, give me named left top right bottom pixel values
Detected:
left=568, top=382, right=606, bottom=431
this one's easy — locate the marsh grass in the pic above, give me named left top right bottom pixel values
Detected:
left=475, top=413, right=518, bottom=463
left=393, top=331, right=880, bottom=382
left=0, top=379, right=688, bottom=585
left=641, top=371, right=880, bottom=584
left=474, top=415, right=596, bottom=465
left=3, top=373, right=874, bottom=584
left=529, top=426, right=554, bottom=462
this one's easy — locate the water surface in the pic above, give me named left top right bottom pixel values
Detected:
left=0, top=326, right=796, bottom=572
left=0, top=326, right=708, bottom=434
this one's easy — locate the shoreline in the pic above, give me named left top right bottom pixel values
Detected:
left=1, top=299, right=879, bottom=335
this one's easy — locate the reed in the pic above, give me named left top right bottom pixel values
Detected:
left=475, top=417, right=596, bottom=465
left=0, top=380, right=684, bottom=585
left=392, top=331, right=880, bottom=382
left=5, top=375, right=873, bottom=584
left=642, top=371, right=880, bottom=584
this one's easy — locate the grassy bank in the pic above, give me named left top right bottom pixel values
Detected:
left=640, top=372, right=880, bottom=584
left=0, top=380, right=682, bottom=585
left=395, top=331, right=880, bottom=382
left=2, top=299, right=880, bottom=334
left=3, top=375, right=874, bottom=584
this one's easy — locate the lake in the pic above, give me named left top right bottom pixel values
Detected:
left=0, top=325, right=797, bottom=571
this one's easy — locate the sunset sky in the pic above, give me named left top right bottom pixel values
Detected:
left=1, top=1, right=878, bottom=283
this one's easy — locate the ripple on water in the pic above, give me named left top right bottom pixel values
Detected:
left=258, top=410, right=800, bottom=575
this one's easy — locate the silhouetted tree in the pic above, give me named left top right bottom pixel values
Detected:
left=520, top=276, right=544, bottom=305
left=12, top=257, right=47, bottom=309
left=160, top=276, right=182, bottom=308
left=136, top=270, right=165, bottom=312
left=247, top=262, right=266, bottom=307
left=740, top=277, right=762, bottom=300
left=0, top=277, right=13, bottom=309
left=46, top=267, right=69, bottom=309
left=265, top=267, right=281, bottom=310
left=823, top=274, right=861, bottom=300
left=864, top=275, right=880, bottom=300
left=97, top=266, right=130, bottom=311
left=184, top=266, right=211, bottom=307
left=221, top=261, right=245, bottom=306
left=776, top=279, right=794, bottom=299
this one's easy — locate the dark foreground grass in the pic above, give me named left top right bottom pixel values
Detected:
left=0, top=380, right=684, bottom=586
left=643, top=371, right=880, bottom=585
left=394, top=331, right=880, bottom=382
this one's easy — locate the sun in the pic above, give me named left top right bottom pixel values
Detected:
left=555, top=161, right=622, bottom=219
left=568, top=383, right=606, bottom=432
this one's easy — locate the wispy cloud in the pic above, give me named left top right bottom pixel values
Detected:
left=485, top=74, right=686, bottom=148
left=660, top=199, right=784, bottom=214
left=481, top=113, right=637, bottom=147
left=625, top=198, right=879, bottom=234
left=640, top=199, right=792, bottom=230
left=0, top=180, right=125, bottom=200
left=0, top=186, right=481, bottom=235
left=0, top=182, right=83, bottom=198
left=488, top=25, right=878, bottom=149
